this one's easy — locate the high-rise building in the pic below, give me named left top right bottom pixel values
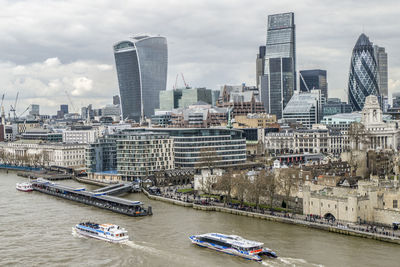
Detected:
left=261, top=12, right=296, bottom=119
left=60, top=104, right=68, bottom=114
left=29, top=104, right=40, bottom=116
left=256, top=46, right=266, bottom=88
left=299, top=69, right=328, bottom=101
left=374, top=45, right=388, bottom=97
left=348, top=33, right=380, bottom=111
left=113, top=95, right=120, bottom=105
left=113, top=35, right=168, bottom=122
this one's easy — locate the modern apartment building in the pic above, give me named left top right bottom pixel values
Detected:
left=117, top=132, right=174, bottom=180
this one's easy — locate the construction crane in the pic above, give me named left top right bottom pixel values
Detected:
left=180, top=73, right=190, bottom=89
left=18, top=105, right=30, bottom=118
left=10, top=92, right=19, bottom=121
left=173, top=74, right=179, bottom=90
left=65, top=90, right=77, bottom=113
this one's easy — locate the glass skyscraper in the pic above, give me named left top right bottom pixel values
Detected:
left=348, top=33, right=380, bottom=111
left=299, top=69, right=328, bottom=101
left=113, top=35, right=168, bottom=122
left=374, top=45, right=388, bottom=97
left=260, top=12, right=296, bottom=119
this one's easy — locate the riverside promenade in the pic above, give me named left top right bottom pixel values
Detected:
left=142, top=188, right=400, bottom=245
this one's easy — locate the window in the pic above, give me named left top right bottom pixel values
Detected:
left=394, top=200, right=398, bottom=209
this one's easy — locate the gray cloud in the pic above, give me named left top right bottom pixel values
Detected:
left=0, top=0, right=399, bottom=114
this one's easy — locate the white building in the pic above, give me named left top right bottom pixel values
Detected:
left=62, top=129, right=99, bottom=144
left=360, top=95, right=400, bottom=150
left=0, top=140, right=86, bottom=168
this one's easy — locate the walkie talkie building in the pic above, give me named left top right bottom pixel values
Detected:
left=348, top=33, right=380, bottom=111
left=113, top=35, right=168, bottom=122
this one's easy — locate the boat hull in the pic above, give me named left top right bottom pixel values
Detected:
left=16, top=188, right=33, bottom=192
left=73, top=227, right=129, bottom=243
left=189, top=236, right=263, bottom=261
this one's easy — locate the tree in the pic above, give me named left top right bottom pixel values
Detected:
left=276, top=168, right=300, bottom=210
left=234, top=170, right=248, bottom=206
left=214, top=169, right=235, bottom=206
left=248, top=170, right=273, bottom=209
left=348, top=122, right=369, bottom=151
left=196, top=147, right=222, bottom=172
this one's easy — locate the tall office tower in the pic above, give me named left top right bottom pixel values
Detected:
left=261, top=12, right=296, bottom=119
left=374, top=45, right=388, bottom=97
left=60, top=104, right=68, bottom=114
left=348, top=33, right=380, bottom=111
left=299, top=69, right=328, bottom=101
left=29, top=104, right=40, bottom=116
left=113, top=35, right=168, bottom=122
left=113, top=95, right=120, bottom=105
left=256, top=46, right=266, bottom=88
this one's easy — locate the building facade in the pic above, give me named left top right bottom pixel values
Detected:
left=256, top=46, right=266, bottom=88
left=0, top=141, right=86, bottom=168
left=282, top=90, right=322, bottom=128
left=62, top=130, right=99, bottom=144
left=374, top=45, right=388, bottom=98
left=117, top=132, right=174, bottom=180
left=261, top=12, right=296, bottom=119
left=299, top=69, right=327, bottom=101
left=348, top=33, right=380, bottom=111
left=322, top=98, right=352, bottom=117
left=113, top=35, right=168, bottom=121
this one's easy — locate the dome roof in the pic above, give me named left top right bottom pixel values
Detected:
left=355, top=33, right=372, bottom=48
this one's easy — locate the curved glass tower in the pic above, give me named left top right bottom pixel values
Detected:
left=348, top=33, right=379, bottom=111
left=113, top=35, right=168, bottom=122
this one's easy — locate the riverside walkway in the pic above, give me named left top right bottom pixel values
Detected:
left=143, top=187, right=400, bottom=245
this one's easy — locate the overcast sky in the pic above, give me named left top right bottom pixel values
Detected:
left=0, top=0, right=399, bottom=115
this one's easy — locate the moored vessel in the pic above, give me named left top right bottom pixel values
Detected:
left=16, top=182, right=33, bottom=192
left=73, top=222, right=129, bottom=243
left=189, top=233, right=277, bottom=261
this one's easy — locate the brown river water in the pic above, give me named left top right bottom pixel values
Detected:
left=1, top=172, right=400, bottom=267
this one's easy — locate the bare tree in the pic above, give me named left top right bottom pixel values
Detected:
left=214, top=169, right=234, bottom=206
left=348, top=122, right=369, bottom=151
left=234, top=171, right=248, bottom=206
left=276, top=168, right=300, bottom=210
left=246, top=170, right=265, bottom=209
left=196, top=147, right=221, bottom=173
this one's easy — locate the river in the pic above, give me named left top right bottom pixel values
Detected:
left=2, top=172, right=400, bottom=267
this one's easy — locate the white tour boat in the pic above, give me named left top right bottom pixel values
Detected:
left=16, top=182, right=33, bottom=192
left=73, top=222, right=129, bottom=243
left=189, top=233, right=277, bottom=261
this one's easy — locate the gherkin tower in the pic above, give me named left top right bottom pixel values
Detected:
left=348, top=33, right=380, bottom=111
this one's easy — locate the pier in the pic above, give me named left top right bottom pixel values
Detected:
left=32, top=179, right=152, bottom=216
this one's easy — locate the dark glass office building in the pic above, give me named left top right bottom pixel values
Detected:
left=299, top=69, right=328, bottom=100
left=348, top=33, right=380, bottom=111
left=261, top=12, right=296, bottom=119
left=113, top=35, right=168, bottom=122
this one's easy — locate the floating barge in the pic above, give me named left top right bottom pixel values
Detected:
left=32, top=179, right=152, bottom=216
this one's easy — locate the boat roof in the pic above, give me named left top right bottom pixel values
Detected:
left=198, top=233, right=264, bottom=248
left=96, top=195, right=143, bottom=206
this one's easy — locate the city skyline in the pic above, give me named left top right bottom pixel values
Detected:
left=0, top=0, right=399, bottom=114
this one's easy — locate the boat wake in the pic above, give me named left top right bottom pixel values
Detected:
left=261, top=256, right=324, bottom=267
left=121, top=240, right=163, bottom=255
left=71, top=228, right=87, bottom=239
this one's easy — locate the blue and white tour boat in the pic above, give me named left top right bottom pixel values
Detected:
left=189, top=233, right=277, bottom=261
left=73, top=222, right=129, bottom=243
